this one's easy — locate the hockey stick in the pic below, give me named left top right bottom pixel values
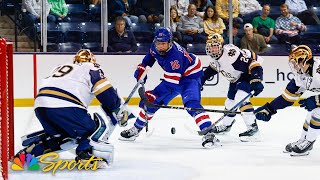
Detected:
left=138, top=87, right=241, bottom=114
left=197, top=91, right=253, bottom=135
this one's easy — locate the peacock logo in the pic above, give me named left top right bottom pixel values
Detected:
left=12, top=153, right=40, bottom=171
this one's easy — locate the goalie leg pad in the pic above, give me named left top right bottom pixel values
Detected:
left=90, top=140, right=114, bottom=166
left=22, top=130, right=47, bottom=147
left=90, top=112, right=111, bottom=143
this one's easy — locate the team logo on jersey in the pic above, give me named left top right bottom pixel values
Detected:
left=170, top=60, right=180, bottom=70
left=228, top=49, right=236, bottom=57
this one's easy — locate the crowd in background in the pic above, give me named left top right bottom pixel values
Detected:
left=19, top=0, right=320, bottom=54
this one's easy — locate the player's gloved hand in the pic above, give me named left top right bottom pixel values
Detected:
left=250, top=80, right=264, bottom=96
left=298, top=96, right=320, bottom=111
left=134, top=63, right=147, bottom=83
left=254, top=103, right=277, bottom=121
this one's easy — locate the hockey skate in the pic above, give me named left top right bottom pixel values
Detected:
left=212, top=119, right=236, bottom=135
left=202, top=129, right=222, bottom=148
left=119, top=126, right=142, bottom=141
left=284, top=139, right=308, bottom=153
left=239, top=122, right=260, bottom=142
left=76, top=149, right=108, bottom=168
left=290, top=139, right=315, bottom=156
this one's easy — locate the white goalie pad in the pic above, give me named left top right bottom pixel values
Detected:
left=90, top=140, right=114, bottom=166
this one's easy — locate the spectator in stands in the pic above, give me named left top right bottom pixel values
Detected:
left=215, top=0, right=243, bottom=24
left=238, top=0, right=262, bottom=23
left=177, top=4, right=206, bottom=46
left=203, top=6, right=226, bottom=36
left=285, top=0, right=320, bottom=25
left=275, top=3, right=306, bottom=45
left=170, top=0, right=189, bottom=16
left=223, top=22, right=241, bottom=47
left=108, top=16, right=137, bottom=53
left=252, top=4, right=278, bottom=43
left=108, top=0, right=139, bottom=27
left=47, top=0, right=70, bottom=22
left=241, top=23, right=268, bottom=54
left=170, top=7, right=182, bottom=44
left=22, top=0, right=55, bottom=23
left=189, top=0, right=213, bottom=18
left=136, top=0, right=164, bottom=24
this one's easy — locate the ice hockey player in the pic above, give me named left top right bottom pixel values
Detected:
left=201, top=33, right=264, bottom=142
left=17, top=49, right=130, bottom=165
left=119, top=27, right=220, bottom=148
left=255, top=45, right=319, bottom=156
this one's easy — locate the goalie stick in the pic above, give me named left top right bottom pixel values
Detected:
left=138, top=87, right=241, bottom=114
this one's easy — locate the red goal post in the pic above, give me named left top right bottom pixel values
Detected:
left=0, top=38, right=14, bottom=180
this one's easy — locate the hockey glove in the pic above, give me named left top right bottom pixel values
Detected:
left=134, top=63, right=147, bottom=83
left=298, top=95, right=320, bottom=111
left=254, top=103, right=277, bottom=122
left=250, top=80, right=264, bottom=96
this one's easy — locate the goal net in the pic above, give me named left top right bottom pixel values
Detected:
left=0, top=38, right=14, bottom=180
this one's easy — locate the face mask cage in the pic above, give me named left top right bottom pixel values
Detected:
left=206, top=42, right=222, bottom=60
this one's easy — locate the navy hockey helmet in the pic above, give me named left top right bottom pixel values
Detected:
left=154, top=27, right=173, bottom=55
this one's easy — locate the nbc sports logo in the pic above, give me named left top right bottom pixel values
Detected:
left=12, top=153, right=40, bottom=171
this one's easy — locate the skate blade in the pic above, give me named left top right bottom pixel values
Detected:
left=203, top=142, right=222, bottom=149
left=239, top=135, right=261, bottom=142
left=290, top=151, right=310, bottom=156
left=118, top=136, right=137, bottom=141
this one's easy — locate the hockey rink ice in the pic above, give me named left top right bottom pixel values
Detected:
left=8, top=106, right=320, bottom=180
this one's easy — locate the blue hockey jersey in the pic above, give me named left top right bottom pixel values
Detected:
left=140, top=42, right=203, bottom=86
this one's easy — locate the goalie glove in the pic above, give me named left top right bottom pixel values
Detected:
left=114, top=105, right=130, bottom=127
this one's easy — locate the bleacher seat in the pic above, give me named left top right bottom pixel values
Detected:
left=88, top=4, right=101, bottom=22
left=36, top=23, right=62, bottom=43
left=130, top=23, right=154, bottom=43
left=261, top=44, right=291, bottom=56
left=58, top=42, right=82, bottom=52
left=80, top=22, right=101, bottom=42
left=83, top=42, right=102, bottom=52
left=186, top=43, right=206, bottom=53
left=136, top=43, right=151, bottom=52
left=301, top=25, right=320, bottom=43
left=58, top=22, right=81, bottom=43
left=47, top=43, right=59, bottom=52
left=67, top=4, right=88, bottom=22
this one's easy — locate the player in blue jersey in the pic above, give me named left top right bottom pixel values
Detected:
left=255, top=45, right=320, bottom=156
left=119, top=27, right=220, bottom=148
left=16, top=49, right=131, bottom=165
left=201, top=33, right=264, bottom=142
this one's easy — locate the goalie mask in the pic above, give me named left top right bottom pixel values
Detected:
left=288, top=45, right=313, bottom=76
left=74, top=49, right=96, bottom=64
left=206, top=33, right=224, bottom=60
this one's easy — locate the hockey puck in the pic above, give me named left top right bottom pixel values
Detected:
left=171, top=127, right=176, bottom=134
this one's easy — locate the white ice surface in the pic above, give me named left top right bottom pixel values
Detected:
left=8, top=106, right=320, bottom=180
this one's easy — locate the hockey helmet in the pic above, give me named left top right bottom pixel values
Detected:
left=153, top=27, right=173, bottom=55
left=288, top=45, right=313, bottom=75
left=73, top=49, right=96, bottom=64
left=206, top=33, right=224, bottom=60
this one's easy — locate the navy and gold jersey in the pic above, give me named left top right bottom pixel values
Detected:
left=209, top=44, right=264, bottom=83
left=35, top=62, right=115, bottom=110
